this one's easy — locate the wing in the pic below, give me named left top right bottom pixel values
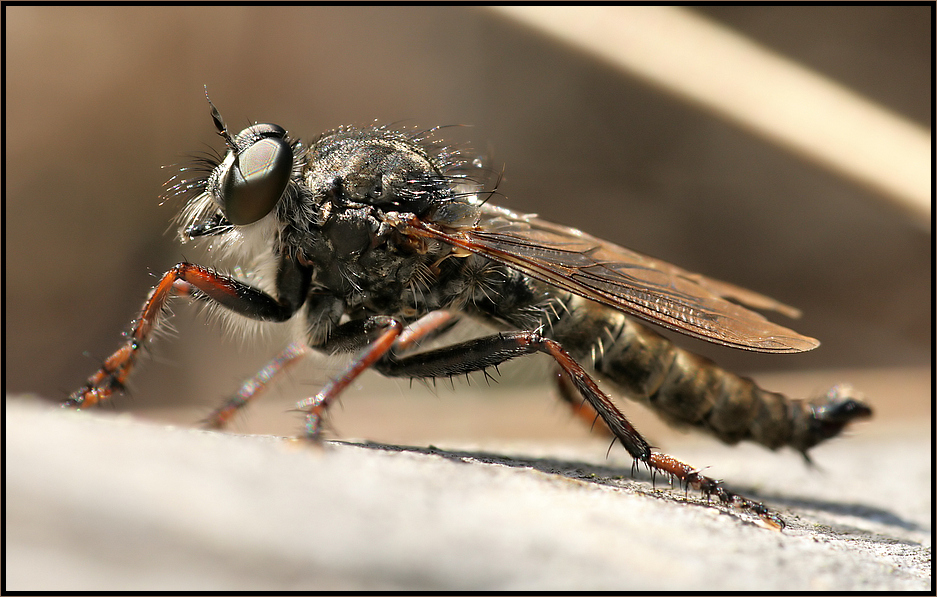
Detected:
left=402, top=204, right=819, bottom=353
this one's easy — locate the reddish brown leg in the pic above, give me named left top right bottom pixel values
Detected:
left=205, top=311, right=460, bottom=431
left=297, top=317, right=403, bottom=438
left=65, top=261, right=303, bottom=409
left=645, top=453, right=784, bottom=529
left=202, top=342, right=309, bottom=429
left=556, top=364, right=783, bottom=528
left=554, top=365, right=614, bottom=437
left=297, top=311, right=461, bottom=439
left=393, top=310, right=459, bottom=351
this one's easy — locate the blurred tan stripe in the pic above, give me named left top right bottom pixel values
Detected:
left=491, top=6, right=931, bottom=222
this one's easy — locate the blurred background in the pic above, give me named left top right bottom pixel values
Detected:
left=6, top=6, right=930, bottom=445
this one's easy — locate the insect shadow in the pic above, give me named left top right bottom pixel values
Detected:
left=335, top=439, right=919, bottom=534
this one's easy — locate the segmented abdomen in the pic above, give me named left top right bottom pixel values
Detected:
left=545, top=293, right=867, bottom=454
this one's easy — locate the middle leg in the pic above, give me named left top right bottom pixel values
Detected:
left=203, top=311, right=462, bottom=429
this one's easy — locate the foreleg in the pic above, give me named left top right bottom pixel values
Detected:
left=66, top=258, right=309, bottom=409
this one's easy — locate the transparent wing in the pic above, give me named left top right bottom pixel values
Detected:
left=404, top=204, right=818, bottom=353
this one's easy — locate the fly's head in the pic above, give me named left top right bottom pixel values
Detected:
left=168, top=94, right=492, bottom=307
left=169, top=92, right=303, bottom=264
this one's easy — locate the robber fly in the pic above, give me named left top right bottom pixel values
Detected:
left=67, top=92, right=872, bottom=529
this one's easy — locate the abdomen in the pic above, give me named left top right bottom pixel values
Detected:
left=545, top=294, right=868, bottom=454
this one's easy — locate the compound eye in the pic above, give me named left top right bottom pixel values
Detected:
left=220, top=127, right=292, bottom=225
